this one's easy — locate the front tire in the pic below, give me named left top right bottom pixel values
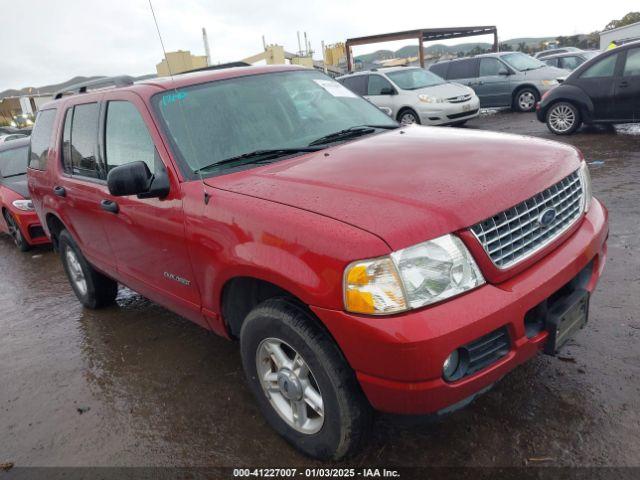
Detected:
left=3, top=211, right=30, bottom=252
left=546, top=102, right=582, bottom=135
left=240, top=298, right=371, bottom=460
left=59, top=229, right=118, bottom=309
left=513, top=87, right=539, bottom=112
left=397, top=108, right=421, bottom=126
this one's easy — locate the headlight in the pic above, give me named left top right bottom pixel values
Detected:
left=344, top=234, right=485, bottom=315
left=578, top=161, right=592, bottom=213
left=541, top=79, right=558, bottom=86
left=418, top=94, right=444, bottom=104
left=12, top=199, right=34, bottom=211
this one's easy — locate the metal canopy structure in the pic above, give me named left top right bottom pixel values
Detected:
left=345, top=26, right=498, bottom=72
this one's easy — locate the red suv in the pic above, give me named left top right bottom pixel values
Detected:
left=28, top=66, right=608, bottom=459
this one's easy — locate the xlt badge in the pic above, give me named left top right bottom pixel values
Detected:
left=163, top=272, right=191, bottom=286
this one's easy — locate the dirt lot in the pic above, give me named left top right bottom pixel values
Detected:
left=1, top=111, right=639, bottom=468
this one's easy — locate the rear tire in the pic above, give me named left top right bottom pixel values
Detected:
left=3, top=211, right=30, bottom=252
left=513, top=87, right=539, bottom=112
left=240, top=298, right=372, bottom=460
left=546, top=102, right=582, bottom=135
left=59, top=229, right=118, bottom=309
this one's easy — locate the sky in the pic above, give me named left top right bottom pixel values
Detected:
left=1, top=0, right=638, bottom=92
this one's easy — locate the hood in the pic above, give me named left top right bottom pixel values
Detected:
left=522, top=66, right=569, bottom=79
left=2, top=175, right=29, bottom=198
left=413, top=82, right=472, bottom=99
left=206, top=127, right=581, bottom=251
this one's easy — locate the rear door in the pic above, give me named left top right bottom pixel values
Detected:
left=613, top=47, right=640, bottom=121
left=446, top=59, right=479, bottom=89
left=55, top=100, right=116, bottom=274
left=476, top=58, right=512, bottom=107
left=98, top=91, right=203, bottom=325
left=572, top=52, right=622, bottom=120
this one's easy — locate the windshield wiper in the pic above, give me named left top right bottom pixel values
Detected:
left=195, top=147, right=323, bottom=173
left=308, top=124, right=397, bottom=147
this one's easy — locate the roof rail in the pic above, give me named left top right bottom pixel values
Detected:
left=54, top=75, right=135, bottom=100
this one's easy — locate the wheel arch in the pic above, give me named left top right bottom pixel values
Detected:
left=512, top=83, right=540, bottom=101
left=396, top=106, right=419, bottom=122
left=45, top=212, right=68, bottom=251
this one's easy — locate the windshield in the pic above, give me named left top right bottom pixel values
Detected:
left=385, top=68, right=445, bottom=90
left=501, top=53, right=546, bottom=71
left=0, top=146, right=28, bottom=177
left=153, top=70, right=397, bottom=177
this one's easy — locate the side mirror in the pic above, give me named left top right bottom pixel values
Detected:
left=107, top=161, right=169, bottom=199
left=557, top=76, right=566, bottom=84
left=498, top=69, right=511, bottom=76
left=379, top=87, right=396, bottom=95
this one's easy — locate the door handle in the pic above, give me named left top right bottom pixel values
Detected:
left=619, top=81, right=629, bottom=88
left=100, top=199, right=119, bottom=214
left=53, top=186, right=66, bottom=197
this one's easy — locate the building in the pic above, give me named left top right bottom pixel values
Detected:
left=156, top=50, right=208, bottom=76
left=600, top=21, right=640, bottom=49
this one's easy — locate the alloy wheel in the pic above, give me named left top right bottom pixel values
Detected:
left=400, top=112, right=417, bottom=126
left=4, top=213, right=24, bottom=248
left=548, top=104, right=576, bottom=133
left=65, top=248, right=88, bottom=297
left=518, top=91, right=536, bottom=111
left=256, top=338, right=324, bottom=434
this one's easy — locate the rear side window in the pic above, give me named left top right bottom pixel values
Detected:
left=623, top=48, right=640, bottom=76
left=339, top=76, right=367, bottom=96
left=29, top=109, right=56, bottom=170
left=581, top=53, right=619, bottom=79
left=104, top=101, right=156, bottom=172
left=0, top=146, right=28, bottom=177
left=367, top=75, right=394, bottom=95
left=429, top=63, right=449, bottom=79
left=447, top=59, right=477, bottom=79
left=67, top=103, right=101, bottom=178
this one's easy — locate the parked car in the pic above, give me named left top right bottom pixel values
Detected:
left=0, top=137, right=49, bottom=251
left=542, top=51, right=602, bottom=71
left=0, top=133, right=28, bottom=144
left=337, top=67, right=480, bottom=126
left=28, top=66, right=608, bottom=460
left=534, top=47, right=583, bottom=59
left=537, top=40, right=640, bottom=134
left=430, top=52, right=568, bottom=112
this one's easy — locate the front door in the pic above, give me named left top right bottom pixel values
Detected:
left=572, top=52, right=622, bottom=120
left=98, top=92, right=203, bottom=325
left=613, top=47, right=640, bottom=121
left=476, top=58, right=512, bottom=107
left=364, top=74, right=397, bottom=114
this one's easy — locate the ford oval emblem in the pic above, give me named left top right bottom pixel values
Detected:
left=538, top=208, right=557, bottom=228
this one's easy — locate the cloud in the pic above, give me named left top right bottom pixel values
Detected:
left=1, top=0, right=638, bottom=91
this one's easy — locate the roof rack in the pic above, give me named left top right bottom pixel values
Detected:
left=54, top=75, right=135, bottom=100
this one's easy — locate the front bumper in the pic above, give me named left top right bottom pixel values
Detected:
left=417, top=97, right=481, bottom=125
left=312, top=199, right=608, bottom=415
left=12, top=210, right=50, bottom=246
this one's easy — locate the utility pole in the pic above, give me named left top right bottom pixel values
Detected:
left=202, top=27, right=212, bottom=66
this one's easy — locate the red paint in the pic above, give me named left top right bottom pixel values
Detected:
left=0, top=183, right=50, bottom=247
left=28, top=65, right=608, bottom=415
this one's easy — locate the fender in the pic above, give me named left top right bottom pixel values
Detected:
left=541, top=84, right=594, bottom=123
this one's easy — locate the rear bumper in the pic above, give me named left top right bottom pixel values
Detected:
left=312, top=198, right=608, bottom=414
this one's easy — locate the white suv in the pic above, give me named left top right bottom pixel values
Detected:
left=337, top=67, right=480, bottom=126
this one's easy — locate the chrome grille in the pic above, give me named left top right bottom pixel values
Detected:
left=471, top=170, right=584, bottom=269
left=447, top=94, right=472, bottom=103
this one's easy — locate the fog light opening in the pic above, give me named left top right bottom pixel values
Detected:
left=443, top=348, right=469, bottom=382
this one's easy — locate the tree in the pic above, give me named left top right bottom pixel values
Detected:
left=604, top=11, right=640, bottom=31
left=499, top=42, right=513, bottom=52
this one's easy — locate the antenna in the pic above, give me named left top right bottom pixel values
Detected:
left=148, top=0, right=174, bottom=80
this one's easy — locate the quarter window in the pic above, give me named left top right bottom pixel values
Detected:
left=367, top=75, right=394, bottom=95
left=29, top=109, right=56, bottom=170
left=623, top=48, right=640, bottom=76
left=581, top=54, right=619, bottom=78
left=105, top=101, right=156, bottom=172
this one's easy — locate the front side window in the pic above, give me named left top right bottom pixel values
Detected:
left=105, top=101, right=156, bottom=172
left=69, top=103, right=100, bottom=178
left=623, top=48, right=640, bottom=76
left=385, top=68, right=444, bottom=90
left=479, top=58, right=507, bottom=76
left=544, top=58, right=559, bottom=68
left=153, top=70, right=397, bottom=178
left=581, top=53, right=619, bottom=78
left=501, top=53, right=545, bottom=72
left=559, top=56, right=584, bottom=70
left=29, top=109, right=56, bottom=170
left=367, top=75, right=394, bottom=95
left=0, top=146, right=28, bottom=177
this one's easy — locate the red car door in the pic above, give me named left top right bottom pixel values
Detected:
left=97, top=91, right=204, bottom=327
